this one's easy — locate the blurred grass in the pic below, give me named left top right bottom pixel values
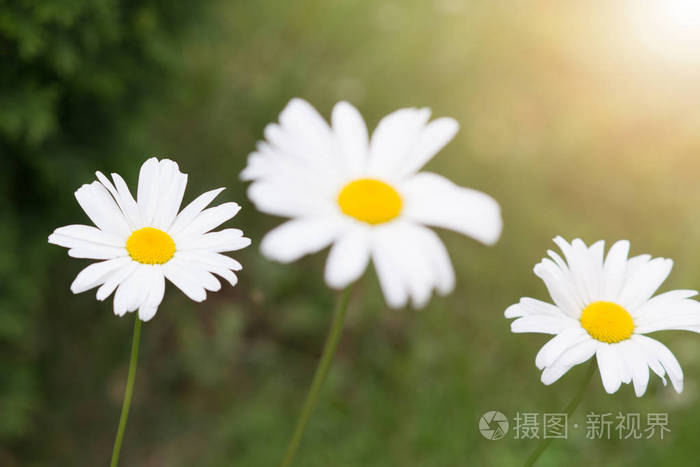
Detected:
left=6, top=0, right=700, bottom=465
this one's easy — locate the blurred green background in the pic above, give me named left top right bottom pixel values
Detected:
left=3, top=0, right=700, bottom=465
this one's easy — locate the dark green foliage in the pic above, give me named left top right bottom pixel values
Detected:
left=0, top=0, right=203, bottom=446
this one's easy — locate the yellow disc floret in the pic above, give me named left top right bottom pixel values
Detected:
left=580, top=301, right=634, bottom=343
left=126, top=227, right=176, bottom=265
left=337, top=178, right=402, bottom=225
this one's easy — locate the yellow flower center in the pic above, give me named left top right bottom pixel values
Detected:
left=126, top=227, right=176, bottom=265
left=337, top=178, right=402, bottom=225
left=579, top=301, right=634, bottom=343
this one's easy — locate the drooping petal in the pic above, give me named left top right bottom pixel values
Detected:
left=163, top=260, right=207, bottom=302
left=70, top=257, right=132, bottom=294
left=534, top=326, right=587, bottom=370
left=97, top=261, right=139, bottom=301
left=113, top=264, right=151, bottom=317
left=635, top=335, right=683, bottom=393
left=324, top=226, right=371, bottom=289
left=369, top=221, right=456, bottom=309
left=596, top=343, right=623, bottom=394
left=541, top=338, right=597, bottom=385
left=619, top=339, right=650, bottom=397
left=138, top=266, right=165, bottom=322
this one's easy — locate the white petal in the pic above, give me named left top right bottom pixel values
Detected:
left=95, top=171, right=138, bottom=229
left=551, top=237, right=597, bottom=305
left=97, top=261, right=139, bottom=301
left=369, top=222, right=455, bottom=309
left=74, top=181, right=131, bottom=237
left=138, top=266, right=165, bottom=321
left=181, top=228, right=251, bottom=253
left=151, top=160, right=188, bottom=230
left=596, top=344, right=623, bottom=394
left=170, top=188, right=225, bottom=235
left=618, top=257, right=673, bottom=311
left=635, top=335, right=683, bottom=393
left=70, top=257, right=132, bottom=294
left=324, top=227, right=371, bottom=289
left=401, top=172, right=502, bottom=246
left=174, top=202, right=241, bottom=240
left=163, top=261, right=207, bottom=302
left=68, top=244, right=128, bottom=260
left=533, top=258, right=582, bottom=318
left=136, top=157, right=161, bottom=226
left=110, top=172, right=142, bottom=227
left=49, top=224, right=125, bottom=248
left=113, top=265, right=151, bottom=317
left=534, top=326, right=587, bottom=370
left=541, top=338, right=597, bottom=385
left=505, top=298, right=564, bottom=318
left=619, top=340, right=650, bottom=397
left=260, top=217, right=347, bottom=264
left=397, top=117, right=459, bottom=178
left=246, top=180, right=336, bottom=219
left=278, top=98, right=335, bottom=163
left=510, top=314, right=578, bottom=334
left=175, top=251, right=240, bottom=287
left=601, top=240, right=630, bottom=301
left=633, top=290, right=700, bottom=333
left=331, top=101, right=368, bottom=177
left=371, top=230, right=408, bottom=308
left=366, top=107, right=431, bottom=178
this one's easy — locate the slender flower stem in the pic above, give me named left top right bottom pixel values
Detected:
left=110, top=316, right=142, bottom=467
left=280, top=288, right=352, bottom=467
left=523, top=359, right=597, bottom=467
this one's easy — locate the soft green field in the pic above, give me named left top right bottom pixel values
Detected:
left=7, top=1, right=700, bottom=465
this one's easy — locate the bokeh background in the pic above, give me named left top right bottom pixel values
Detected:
left=4, top=0, right=700, bottom=465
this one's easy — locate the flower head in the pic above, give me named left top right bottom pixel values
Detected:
left=506, top=237, right=700, bottom=396
left=241, top=98, right=502, bottom=308
left=49, top=157, right=251, bottom=321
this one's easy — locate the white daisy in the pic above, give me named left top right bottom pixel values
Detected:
left=506, top=237, right=700, bottom=396
left=49, top=157, right=251, bottom=321
left=241, top=98, right=502, bottom=308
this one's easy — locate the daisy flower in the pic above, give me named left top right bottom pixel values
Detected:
left=506, top=237, right=700, bottom=396
left=241, top=99, right=502, bottom=308
left=49, top=157, right=251, bottom=321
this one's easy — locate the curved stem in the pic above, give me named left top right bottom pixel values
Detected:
left=523, top=359, right=596, bottom=467
left=110, top=316, right=142, bottom=467
left=280, top=288, right=352, bottom=467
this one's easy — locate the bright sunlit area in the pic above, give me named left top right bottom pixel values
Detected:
left=624, top=0, right=700, bottom=64
left=4, top=1, right=700, bottom=466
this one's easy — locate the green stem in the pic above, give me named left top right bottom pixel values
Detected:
left=523, top=359, right=596, bottom=467
left=110, top=316, right=142, bottom=467
left=280, top=288, right=352, bottom=467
